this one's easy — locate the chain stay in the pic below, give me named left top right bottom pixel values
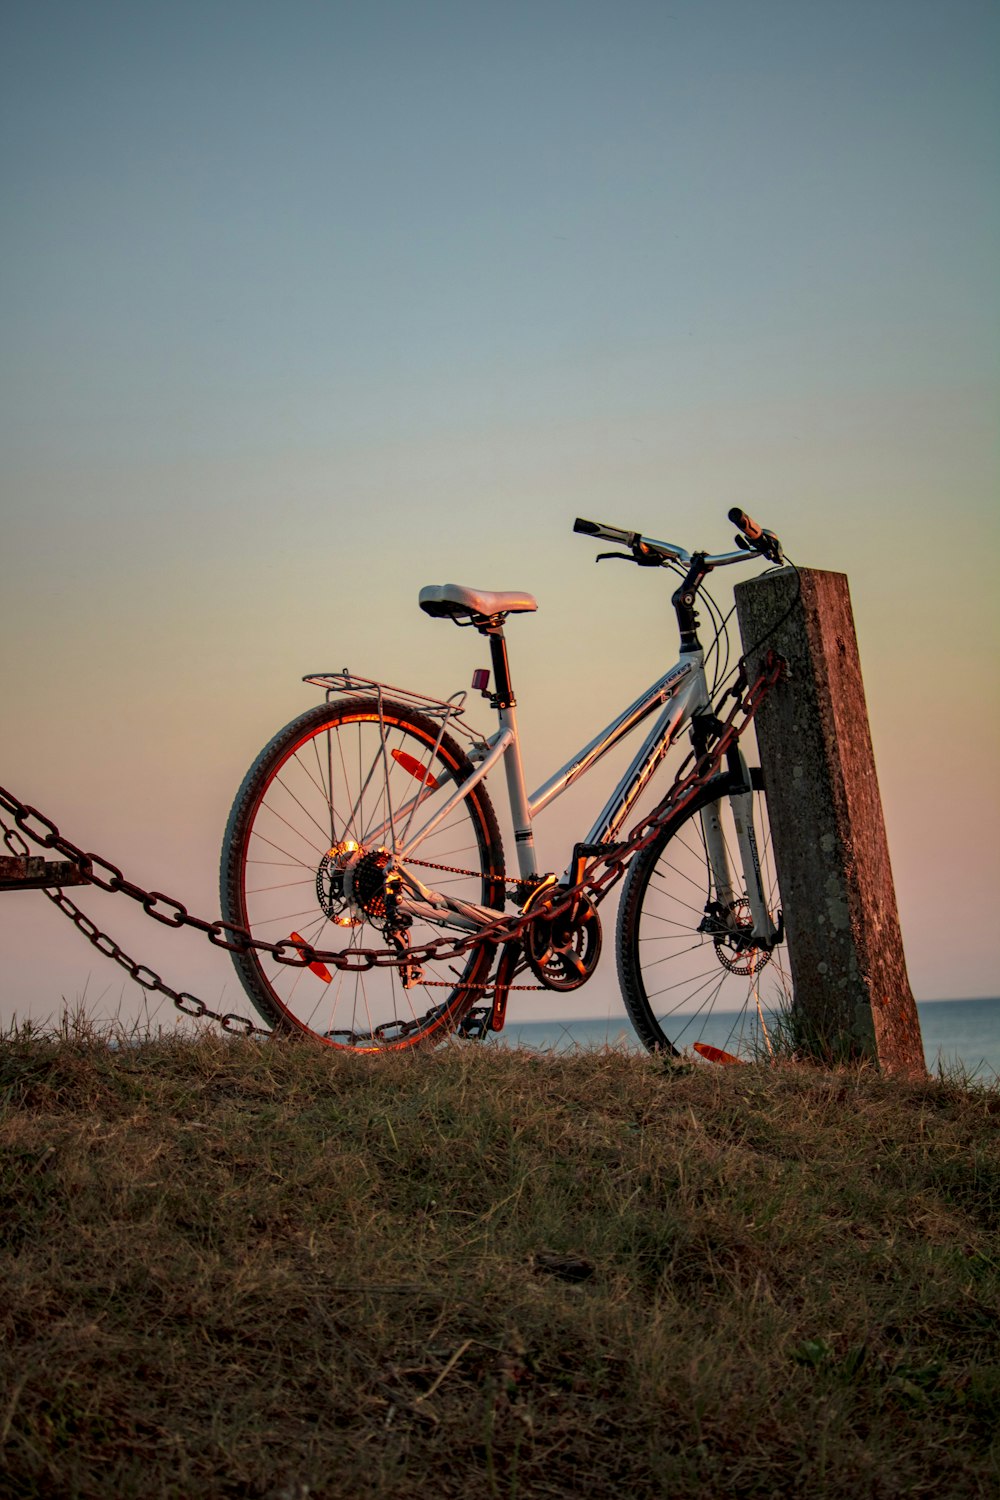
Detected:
left=0, top=653, right=783, bottom=1037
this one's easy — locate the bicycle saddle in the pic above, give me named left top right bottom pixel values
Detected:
left=418, top=584, right=538, bottom=620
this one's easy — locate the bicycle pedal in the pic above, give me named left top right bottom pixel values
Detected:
left=457, top=1005, right=492, bottom=1040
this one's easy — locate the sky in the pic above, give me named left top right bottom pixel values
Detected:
left=2, top=0, right=998, bottom=1032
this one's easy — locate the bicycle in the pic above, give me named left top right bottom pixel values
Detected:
left=220, top=508, right=792, bottom=1058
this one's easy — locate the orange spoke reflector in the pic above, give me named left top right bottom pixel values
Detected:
left=693, top=1041, right=743, bottom=1066
left=391, top=749, right=439, bottom=789
left=290, top=931, right=332, bottom=984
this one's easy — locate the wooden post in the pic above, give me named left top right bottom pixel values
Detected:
left=734, top=567, right=925, bottom=1075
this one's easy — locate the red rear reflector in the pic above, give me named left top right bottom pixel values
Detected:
left=693, top=1041, right=743, bottom=1066
left=390, top=749, right=439, bottom=789
left=290, top=931, right=332, bottom=984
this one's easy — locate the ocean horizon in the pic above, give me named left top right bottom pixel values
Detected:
left=491, top=996, right=1000, bottom=1082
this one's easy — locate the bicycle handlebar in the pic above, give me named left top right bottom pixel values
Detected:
left=574, top=511, right=784, bottom=569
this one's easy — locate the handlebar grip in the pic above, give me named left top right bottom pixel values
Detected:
left=728, top=506, right=785, bottom=565
left=728, top=507, right=763, bottom=543
left=573, top=516, right=638, bottom=547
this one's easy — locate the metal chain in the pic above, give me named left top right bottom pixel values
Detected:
left=0, top=814, right=270, bottom=1035
left=48, top=888, right=270, bottom=1035
left=0, top=653, right=784, bottom=1034
left=0, top=807, right=543, bottom=1036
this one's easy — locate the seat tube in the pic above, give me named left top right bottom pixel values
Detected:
left=499, top=705, right=537, bottom=879
left=487, top=626, right=537, bottom=880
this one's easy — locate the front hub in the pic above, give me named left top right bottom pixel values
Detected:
left=699, top=897, right=774, bottom=977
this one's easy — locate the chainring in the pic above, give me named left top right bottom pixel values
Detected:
left=524, top=886, right=602, bottom=992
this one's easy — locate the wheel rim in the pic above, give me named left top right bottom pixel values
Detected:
left=230, top=708, right=501, bottom=1048
left=624, top=779, right=793, bottom=1061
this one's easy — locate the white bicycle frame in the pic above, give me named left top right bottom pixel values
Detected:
left=308, top=525, right=781, bottom=956
left=351, top=640, right=775, bottom=949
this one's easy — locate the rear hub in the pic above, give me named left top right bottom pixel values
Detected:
left=317, top=840, right=392, bottom=927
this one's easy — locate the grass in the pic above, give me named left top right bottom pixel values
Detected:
left=1, top=1018, right=998, bottom=1499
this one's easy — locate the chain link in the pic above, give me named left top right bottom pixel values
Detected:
left=0, top=653, right=784, bottom=1037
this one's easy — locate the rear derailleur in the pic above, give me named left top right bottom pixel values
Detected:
left=383, top=876, right=424, bottom=990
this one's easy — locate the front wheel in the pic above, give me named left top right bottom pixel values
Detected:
left=616, top=769, right=792, bottom=1061
left=220, top=698, right=505, bottom=1050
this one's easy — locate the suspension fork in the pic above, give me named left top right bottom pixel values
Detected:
left=699, top=746, right=778, bottom=945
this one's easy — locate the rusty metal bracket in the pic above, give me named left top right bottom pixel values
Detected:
left=0, top=855, right=88, bottom=891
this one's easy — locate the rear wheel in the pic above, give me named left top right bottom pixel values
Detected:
left=616, top=769, right=791, bottom=1061
left=220, top=698, right=505, bottom=1049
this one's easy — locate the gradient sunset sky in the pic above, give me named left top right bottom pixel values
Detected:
left=2, top=0, right=997, bottom=1029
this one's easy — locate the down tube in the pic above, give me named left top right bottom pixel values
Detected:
left=583, top=675, right=705, bottom=850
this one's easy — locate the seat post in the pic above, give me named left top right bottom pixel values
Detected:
left=483, top=622, right=515, bottom=709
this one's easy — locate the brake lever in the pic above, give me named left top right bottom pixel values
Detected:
left=733, top=531, right=784, bottom=566
left=595, top=547, right=665, bottom=568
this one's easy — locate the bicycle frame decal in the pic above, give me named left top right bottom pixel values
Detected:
left=529, top=659, right=698, bottom=822
left=581, top=665, right=706, bottom=853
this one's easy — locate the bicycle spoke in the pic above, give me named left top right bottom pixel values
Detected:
left=222, top=698, right=503, bottom=1050
left=620, top=772, right=789, bottom=1061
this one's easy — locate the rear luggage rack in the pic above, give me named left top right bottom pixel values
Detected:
left=302, top=671, right=489, bottom=751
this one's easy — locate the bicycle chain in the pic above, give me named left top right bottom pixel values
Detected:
left=0, top=653, right=784, bottom=1037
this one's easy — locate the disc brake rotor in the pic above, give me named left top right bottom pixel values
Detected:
left=317, top=841, right=360, bottom=926
left=711, top=897, right=773, bottom=977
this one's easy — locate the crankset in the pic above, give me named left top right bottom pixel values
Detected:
left=522, top=881, right=602, bottom=992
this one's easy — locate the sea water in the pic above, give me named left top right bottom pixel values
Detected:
left=492, top=996, right=1000, bottom=1082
